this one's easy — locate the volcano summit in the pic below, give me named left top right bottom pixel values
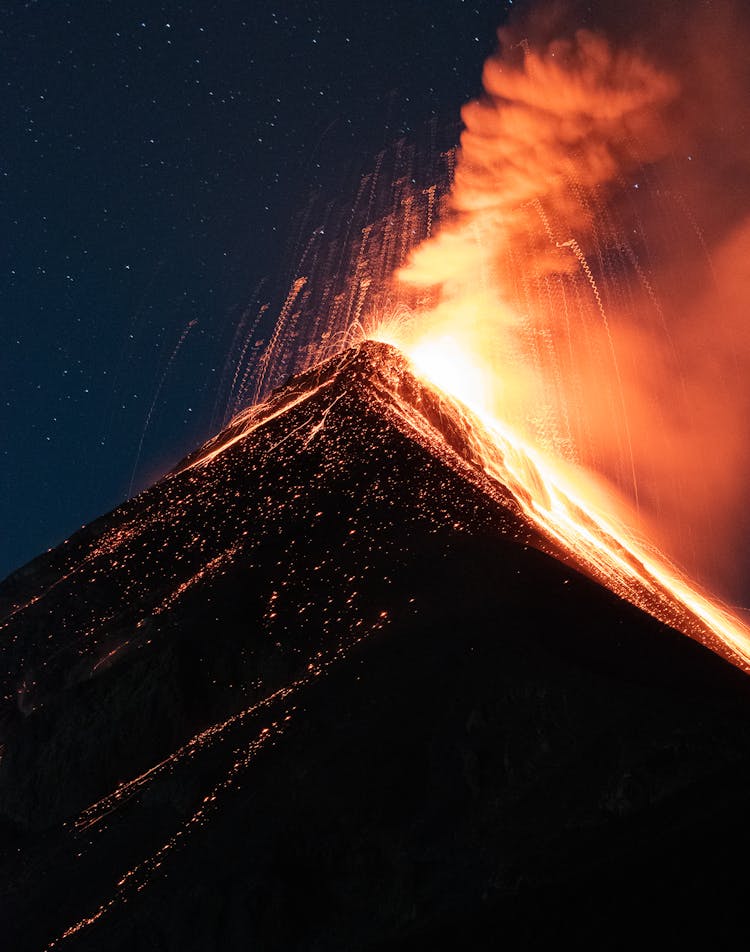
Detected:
left=3, top=341, right=750, bottom=950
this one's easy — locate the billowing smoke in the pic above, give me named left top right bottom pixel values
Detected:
left=389, top=1, right=750, bottom=601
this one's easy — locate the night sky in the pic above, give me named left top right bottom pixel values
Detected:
left=2, top=0, right=515, bottom=580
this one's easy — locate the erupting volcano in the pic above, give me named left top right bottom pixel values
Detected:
left=5, top=2, right=750, bottom=950
left=219, top=5, right=750, bottom=667
left=5, top=339, right=750, bottom=950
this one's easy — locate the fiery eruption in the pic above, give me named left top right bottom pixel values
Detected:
left=361, top=5, right=750, bottom=664
left=203, top=4, right=750, bottom=660
left=9, top=6, right=750, bottom=950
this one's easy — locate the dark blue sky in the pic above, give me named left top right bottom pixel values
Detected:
left=2, top=0, right=513, bottom=579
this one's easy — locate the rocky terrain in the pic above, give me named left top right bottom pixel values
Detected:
left=2, top=341, right=750, bottom=950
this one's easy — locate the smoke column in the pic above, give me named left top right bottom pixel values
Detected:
left=382, top=0, right=750, bottom=602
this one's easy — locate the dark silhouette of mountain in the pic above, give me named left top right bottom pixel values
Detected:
left=3, top=341, right=750, bottom=951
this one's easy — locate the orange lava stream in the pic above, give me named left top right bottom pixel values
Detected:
left=372, top=328, right=750, bottom=672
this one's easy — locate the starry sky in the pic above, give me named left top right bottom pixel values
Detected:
left=2, top=0, right=516, bottom=579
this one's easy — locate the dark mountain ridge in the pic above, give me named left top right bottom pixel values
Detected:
left=3, top=340, right=750, bottom=950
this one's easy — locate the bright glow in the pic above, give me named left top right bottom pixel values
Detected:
left=393, top=338, right=750, bottom=668
left=409, top=335, right=492, bottom=414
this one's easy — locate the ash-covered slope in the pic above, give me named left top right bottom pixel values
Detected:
left=3, top=341, right=750, bottom=950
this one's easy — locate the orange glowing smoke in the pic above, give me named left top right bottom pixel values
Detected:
left=371, top=3, right=750, bottom=599
left=368, top=3, right=750, bottom=659
left=381, top=25, right=684, bottom=527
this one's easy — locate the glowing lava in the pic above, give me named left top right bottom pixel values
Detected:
left=369, top=328, right=750, bottom=670
left=409, top=335, right=493, bottom=412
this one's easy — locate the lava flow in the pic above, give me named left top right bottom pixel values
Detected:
left=370, top=334, right=750, bottom=670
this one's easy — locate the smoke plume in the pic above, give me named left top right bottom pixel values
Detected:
left=390, top=0, right=750, bottom=601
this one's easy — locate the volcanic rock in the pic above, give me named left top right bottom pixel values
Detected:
left=2, top=340, right=750, bottom=950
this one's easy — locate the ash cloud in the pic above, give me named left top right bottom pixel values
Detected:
left=398, top=1, right=750, bottom=599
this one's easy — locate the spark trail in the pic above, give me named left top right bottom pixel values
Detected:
left=128, top=319, right=198, bottom=497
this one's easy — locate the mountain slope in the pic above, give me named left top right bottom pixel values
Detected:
left=2, top=341, right=750, bottom=950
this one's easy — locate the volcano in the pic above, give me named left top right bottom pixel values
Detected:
left=3, top=340, right=750, bottom=950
